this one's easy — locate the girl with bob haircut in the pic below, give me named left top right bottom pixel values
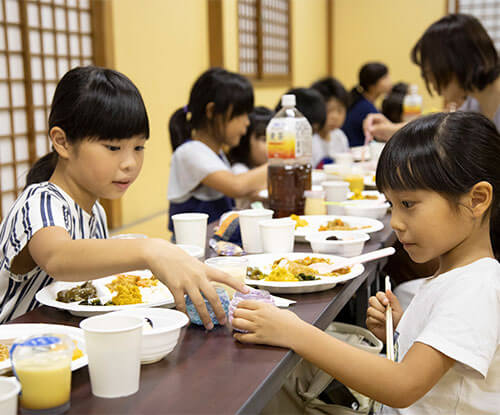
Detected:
left=167, top=68, right=266, bottom=232
left=0, top=66, right=245, bottom=328
left=342, top=62, right=392, bottom=147
left=233, top=112, right=500, bottom=414
left=365, top=13, right=500, bottom=140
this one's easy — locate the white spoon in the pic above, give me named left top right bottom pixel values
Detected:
left=309, top=247, right=396, bottom=274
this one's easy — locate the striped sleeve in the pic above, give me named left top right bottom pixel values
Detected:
left=1, top=192, right=69, bottom=282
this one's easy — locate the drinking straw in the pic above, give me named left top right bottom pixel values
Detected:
left=385, top=275, right=395, bottom=361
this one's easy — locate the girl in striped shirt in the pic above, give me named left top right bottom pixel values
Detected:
left=0, top=66, right=244, bottom=327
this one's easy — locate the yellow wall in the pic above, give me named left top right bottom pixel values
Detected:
left=109, top=0, right=210, bottom=236
left=332, top=0, right=446, bottom=110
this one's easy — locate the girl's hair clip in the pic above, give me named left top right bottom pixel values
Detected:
left=183, top=105, right=192, bottom=121
left=356, top=85, right=364, bottom=93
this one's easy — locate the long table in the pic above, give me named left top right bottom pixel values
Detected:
left=9, top=217, right=395, bottom=415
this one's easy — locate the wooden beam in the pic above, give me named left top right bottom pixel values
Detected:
left=208, top=0, right=224, bottom=67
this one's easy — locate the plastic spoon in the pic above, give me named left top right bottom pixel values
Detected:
left=308, top=247, right=396, bottom=274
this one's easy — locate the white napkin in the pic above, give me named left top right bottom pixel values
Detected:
left=271, top=295, right=296, bottom=308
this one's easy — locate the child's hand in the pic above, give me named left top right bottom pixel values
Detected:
left=145, top=239, right=248, bottom=330
left=232, top=300, right=304, bottom=348
left=366, top=290, right=403, bottom=343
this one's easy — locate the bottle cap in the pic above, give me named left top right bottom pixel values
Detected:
left=409, top=84, right=418, bottom=94
left=281, top=94, right=296, bottom=107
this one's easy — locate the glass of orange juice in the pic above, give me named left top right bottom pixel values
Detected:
left=11, top=334, right=73, bottom=415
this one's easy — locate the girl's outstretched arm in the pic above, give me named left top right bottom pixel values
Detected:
left=202, top=164, right=267, bottom=199
left=26, top=226, right=247, bottom=329
left=232, top=301, right=454, bottom=408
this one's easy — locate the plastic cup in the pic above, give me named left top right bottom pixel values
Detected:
left=259, top=219, right=295, bottom=253
left=322, top=181, right=350, bottom=202
left=171, top=213, right=209, bottom=255
left=0, top=377, right=21, bottom=415
left=239, top=209, right=273, bottom=253
left=80, top=314, right=143, bottom=398
left=205, top=256, right=249, bottom=298
left=11, top=334, right=74, bottom=415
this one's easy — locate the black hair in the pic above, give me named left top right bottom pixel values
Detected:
left=275, top=87, right=326, bottom=132
left=310, top=77, right=348, bottom=109
left=26, top=65, right=149, bottom=187
left=376, top=111, right=500, bottom=259
left=382, top=82, right=409, bottom=123
left=168, top=67, right=254, bottom=151
left=228, top=106, right=273, bottom=167
left=348, top=62, right=389, bottom=109
left=411, top=14, right=500, bottom=95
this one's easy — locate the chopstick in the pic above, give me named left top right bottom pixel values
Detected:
left=385, top=276, right=395, bottom=362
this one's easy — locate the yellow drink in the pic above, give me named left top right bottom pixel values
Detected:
left=16, top=358, right=71, bottom=410
left=344, top=175, right=364, bottom=194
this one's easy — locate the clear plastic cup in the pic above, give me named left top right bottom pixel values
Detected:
left=80, top=314, right=143, bottom=398
left=11, top=333, right=74, bottom=415
left=205, top=256, right=249, bottom=298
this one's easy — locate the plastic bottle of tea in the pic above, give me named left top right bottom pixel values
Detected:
left=402, top=84, right=423, bottom=122
left=266, top=94, right=312, bottom=217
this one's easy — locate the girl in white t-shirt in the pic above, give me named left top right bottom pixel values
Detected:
left=0, top=66, right=245, bottom=327
left=232, top=111, right=500, bottom=414
left=167, top=68, right=267, bottom=232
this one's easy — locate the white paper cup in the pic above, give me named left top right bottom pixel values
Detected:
left=80, top=314, right=143, bottom=398
left=333, top=152, right=353, bottom=166
left=322, top=181, right=350, bottom=202
left=0, top=377, right=20, bottom=415
left=239, top=209, right=273, bottom=253
left=171, top=213, right=209, bottom=255
left=259, top=219, right=295, bottom=253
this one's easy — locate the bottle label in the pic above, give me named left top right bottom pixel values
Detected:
left=267, top=119, right=296, bottom=159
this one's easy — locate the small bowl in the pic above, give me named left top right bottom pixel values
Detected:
left=306, top=231, right=370, bottom=257
left=113, top=308, right=189, bottom=364
left=343, top=201, right=389, bottom=219
left=176, top=244, right=204, bottom=260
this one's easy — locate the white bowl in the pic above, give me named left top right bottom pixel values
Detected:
left=113, top=308, right=189, bottom=364
left=306, top=231, right=370, bottom=257
left=176, top=244, right=204, bottom=260
left=342, top=201, right=389, bottom=219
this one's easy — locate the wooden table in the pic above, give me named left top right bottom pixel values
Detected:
left=9, top=217, right=395, bottom=415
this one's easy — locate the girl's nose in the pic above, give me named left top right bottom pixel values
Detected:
left=390, top=211, right=405, bottom=233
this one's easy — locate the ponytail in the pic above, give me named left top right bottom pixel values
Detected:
left=168, top=107, right=192, bottom=151
left=25, top=151, right=58, bottom=188
left=347, top=86, right=364, bottom=110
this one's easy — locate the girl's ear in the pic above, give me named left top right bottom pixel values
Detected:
left=468, top=181, right=493, bottom=218
left=205, top=102, right=215, bottom=120
left=49, top=127, right=71, bottom=159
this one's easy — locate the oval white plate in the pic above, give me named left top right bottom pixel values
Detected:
left=245, top=252, right=365, bottom=294
left=294, top=215, right=384, bottom=242
left=0, top=323, right=87, bottom=375
left=36, top=270, right=175, bottom=317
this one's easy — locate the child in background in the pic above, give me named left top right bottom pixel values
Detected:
left=233, top=112, right=500, bottom=413
left=168, top=68, right=267, bottom=231
left=382, top=82, right=409, bottom=123
left=0, top=66, right=245, bottom=327
left=343, top=62, right=392, bottom=147
left=228, top=106, right=273, bottom=209
left=310, top=77, right=350, bottom=168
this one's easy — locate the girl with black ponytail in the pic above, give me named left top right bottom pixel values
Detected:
left=0, top=66, right=245, bottom=326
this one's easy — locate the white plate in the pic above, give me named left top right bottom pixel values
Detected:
left=258, top=184, right=323, bottom=199
left=294, top=215, right=384, bottom=241
left=36, top=270, right=175, bottom=317
left=245, top=252, right=365, bottom=294
left=0, top=323, right=87, bottom=375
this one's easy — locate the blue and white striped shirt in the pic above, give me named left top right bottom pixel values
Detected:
left=0, top=182, right=108, bottom=323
